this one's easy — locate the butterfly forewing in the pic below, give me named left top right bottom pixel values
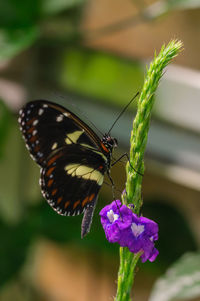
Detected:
left=18, top=100, right=101, bottom=167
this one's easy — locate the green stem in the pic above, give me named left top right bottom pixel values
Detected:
left=115, top=40, right=183, bottom=300
left=115, top=249, right=141, bottom=301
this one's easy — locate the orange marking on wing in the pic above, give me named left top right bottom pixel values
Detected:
left=47, top=153, right=62, bottom=166
left=47, top=179, right=54, bottom=187
left=30, top=135, right=37, bottom=143
left=64, top=201, right=70, bottom=208
left=89, top=193, right=95, bottom=201
left=27, top=127, right=35, bottom=133
left=101, top=142, right=109, bottom=153
left=57, top=196, right=63, bottom=204
left=27, top=118, right=35, bottom=125
left=99, top=165, right=103, bottom=170
left=73, top=200, right=80, bottom=209
left=46, top=166, right=56, bottom=177
left=82, top=193, right=95, bottom=207
left=52, top=188, right=57, bottom=196
left=82, top=196, right=89, bottom=207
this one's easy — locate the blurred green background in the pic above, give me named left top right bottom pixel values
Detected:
left=0, top=0, right=200, bottom=300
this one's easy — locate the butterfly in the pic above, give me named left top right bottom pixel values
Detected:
left=18, top=100, right=118, bottom=237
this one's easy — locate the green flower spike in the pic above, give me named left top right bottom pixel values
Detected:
left=115, top=40, right=183, bottom=301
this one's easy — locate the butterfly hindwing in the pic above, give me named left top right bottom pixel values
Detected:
left=18, top=100, right=102, bottom=167
left=40, top=145, right=106, bottom=216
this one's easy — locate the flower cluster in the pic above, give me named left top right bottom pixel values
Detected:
left=100, top=200, right=159, bottom=262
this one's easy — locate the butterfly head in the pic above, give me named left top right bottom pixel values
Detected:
left=102, top=134, right=118, bottom=152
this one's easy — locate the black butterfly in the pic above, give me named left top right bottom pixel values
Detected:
left=18, top=100, right=118, bottom=237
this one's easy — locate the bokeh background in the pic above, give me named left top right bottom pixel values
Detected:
left=0, top=0, right=200, bottom=300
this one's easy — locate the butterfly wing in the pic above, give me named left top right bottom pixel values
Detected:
left=18, top=100, right=109, bottom=237
left=40, top=145, right=106, bottom=217
left=18, top=100, right=103, bottom=167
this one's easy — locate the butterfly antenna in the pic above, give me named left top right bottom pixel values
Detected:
left=108, top=92, right=139, bottom=134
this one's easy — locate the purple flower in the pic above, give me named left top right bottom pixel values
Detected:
left=99, top=200, right=132, bottom=244
left=100, top=201, right=159, bottom=263
left=124, top=214, right=159, bottom=262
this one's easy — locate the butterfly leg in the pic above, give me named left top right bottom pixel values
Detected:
left=106, top=170, right=116, bottom=200
left=111, top=153, right=143, bottom=176
left=106, top=170, right=124, bottom=219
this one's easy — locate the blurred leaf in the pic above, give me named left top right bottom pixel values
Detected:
left=0, top=0, right=40, bottom=62
left=41, top=0, right=85, bottom=15
left=0, top=0, right=40, bottom=28
left=149, top=252, right=200, bottom=301
left=61, top=48, right=143, bottom=106
left=0, top=100, right=12, bottom=159
left=0, top=27, right=39, bottom=61
left=0, top=218, right=33, bottom=286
